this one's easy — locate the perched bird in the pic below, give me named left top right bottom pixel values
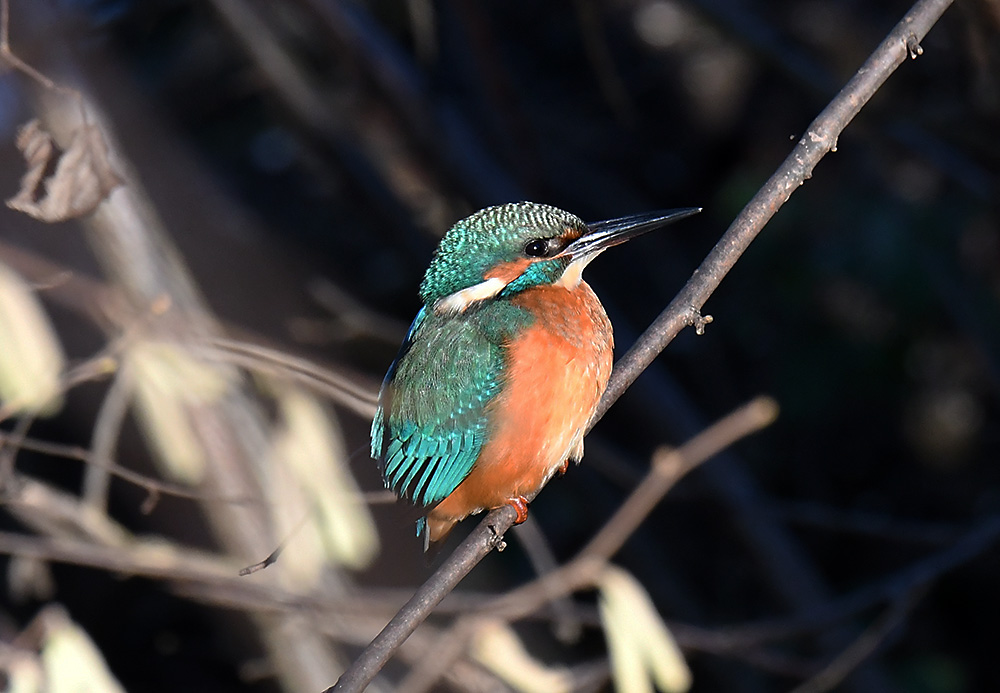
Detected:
left=372, top=202, right=699, bottom=547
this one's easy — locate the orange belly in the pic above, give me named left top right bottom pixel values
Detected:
left=426, top=281, right=613, bottom=542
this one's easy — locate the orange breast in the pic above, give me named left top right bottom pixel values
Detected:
left=426, top=281, right=613, bottom=541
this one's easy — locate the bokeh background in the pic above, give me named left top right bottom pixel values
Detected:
left=1, top=0, right=998, bottom=691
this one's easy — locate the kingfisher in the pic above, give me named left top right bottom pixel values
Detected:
left=372, top=202, right=699, bottom=547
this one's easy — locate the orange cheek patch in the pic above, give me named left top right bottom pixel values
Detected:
left=484, top=258, right=532, bottom=284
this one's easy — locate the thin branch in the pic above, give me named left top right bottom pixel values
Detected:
left=595, top=0, right=955, bottom=422
left=0, top=239, right=117, bottom=327
left=0, top=415, right=32, bottom=488
left=398, top=396, right=778, bottom=693
left=511, top=515, right=583, bottom=643
left=767, top=501, right=961, bottom=546
left=327, top=0, right=956, bottom=689
left=1, top=0, right=72, bottom=95
left=82, top=361, right=133, bottom=511
left=489, top=397, right=778, bottom=620
left=0, top=0, right=87, bottom=122
left=332, top=396, right=777, bottom=692
left=326, top=505, right=517, bottom=692
left=0, top=241, right=382, bottom=422
left=394, top=619, right=479, bottom=693
left=0, top=432, right=260, bottom=507
left=672, top=515, right=1000, bottom=658
left=789, top=590, right=923, bottom=693
left=294, top=277, right=410, bottom=346
left=196, top=336, right=378, bottom=420
left=573, top=0, right=635, bottom=125
left=0, top=528, right=240, bottom=583
left=0, top=428, right=395, bottom=509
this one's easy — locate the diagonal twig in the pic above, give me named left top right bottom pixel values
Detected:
left=395, top=396, right=778, bottom=693
left=597, top=0, right=954, bottom=420
left=328, top=0, right=955, bottom=689
left=330, top=396, right=776, bottom=693
left=789, top=589, right=923, bottom=693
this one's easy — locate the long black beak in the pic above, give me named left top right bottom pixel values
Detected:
left=562, top=207, right=702, bottom=259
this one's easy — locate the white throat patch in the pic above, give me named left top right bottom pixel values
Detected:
left=555, top=253, right=601, bottom=289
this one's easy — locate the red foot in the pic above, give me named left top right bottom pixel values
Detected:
left=557, top=459, right=569, bottom=476
left=506, top=496, right=530, bottom=524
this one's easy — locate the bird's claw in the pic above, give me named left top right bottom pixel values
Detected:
left=506, top=496, right=530, bottom=524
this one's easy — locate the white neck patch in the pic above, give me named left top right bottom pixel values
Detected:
left=434, top=253, right=600, bottom=314
left=433, top=277, right=507, bottom=314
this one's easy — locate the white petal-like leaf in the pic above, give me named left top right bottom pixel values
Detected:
left=0, top=263, right=66, bottom=416
left=471, top=620, right=573, bottom=693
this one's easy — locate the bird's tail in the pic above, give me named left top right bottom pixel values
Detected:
left=416, top=514, right=458, bottom=552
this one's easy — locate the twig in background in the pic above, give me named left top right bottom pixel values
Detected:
left=0, top=415, right=32, bottom=487
left=572, top=0, right=635, bottom=125
left=511, top=515, right=583, bottom=643
left=395, top=396, right=777, bottom=693
left=326, top=504, right=517, bottom=692
left=0, top=351, right=116, bottom=425
left=331, top=395, right=777, bottom=692
left=0, top=0, right=84, bottom=111
left=790, top=589, right=924, bottom=693
left=0, top=432, right=259, bottom=508
left=82, top=361, right=132, bottom=511
left=491, top=396, right=778, bottom=620
left=291, top=277, right=410, bottom=346
left=198, top=336, right=379, bottom=419
left=669, top=514, right=1000, bottom=663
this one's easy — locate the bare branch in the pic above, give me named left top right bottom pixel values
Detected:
left=326, top=504, right=517, bottom=692
left=789, top=591, right=922, bottom=693
left=396, top=396, right=778, bottom=693
left=0, top=414, right=32, bottom=488
left=82, top=361, right=132, bottom=511
left=197, top=336, right=378, bottom=420
left=0, top=0, right=83, bottom=103
left=0, top=432, right=258, bottom=507
left=596, top=0, right=955, bottom=420
left=332, top=396, right=777, bottom=692
left=669, top=515, right=1000, bottom=661
left=510, top=516, right=583, bottom=643
left=327, top=0, right=957, bottom=689
left=489, top=397, right=778, bottom=621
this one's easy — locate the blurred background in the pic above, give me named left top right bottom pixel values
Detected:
left=0, top=0, right=998, bottom=691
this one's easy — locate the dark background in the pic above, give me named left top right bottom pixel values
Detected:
left=1, top=0, right=998, bottom=691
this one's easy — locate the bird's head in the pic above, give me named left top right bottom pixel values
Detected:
left=419, top=201, right=700, bottom=314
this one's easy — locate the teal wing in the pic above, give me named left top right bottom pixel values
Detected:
left=371, top=306, right=507, bottom=507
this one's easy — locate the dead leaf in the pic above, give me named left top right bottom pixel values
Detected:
left=6, top=118, right=123, bottom=223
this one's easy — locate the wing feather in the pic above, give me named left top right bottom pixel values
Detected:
left=372, top=304, right=519, bottom=508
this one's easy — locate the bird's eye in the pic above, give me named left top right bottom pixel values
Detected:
left=523, top=239, right=549, bottom=257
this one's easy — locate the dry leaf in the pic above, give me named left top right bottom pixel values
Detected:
left=6, top=119, right=123, bottom=222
